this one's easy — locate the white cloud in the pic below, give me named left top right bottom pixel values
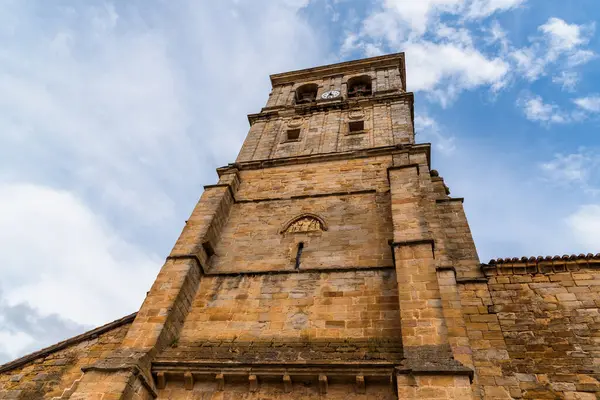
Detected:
left=510, top=47, right=548, bottom=81
left=363, top=0, right=464, bottom=41
left=435, top=23, right=474, bottom=46
left=348, top=0, right=520, bottom=106
left=539, top=17, right=593, bottom=58
left=566, top=205, right=600, bottom=250
left=0, top=331, right=34, bottom=361
left=552, top=71, right=579, bottom=91
left=573, top=96, right=600, bottom=113
left=518, top=94, right=569, bottom=124
left=466, top=0, right=526, bottom=19
left=405, top=41, right=508, bottom=106
left=540, top=150, right=600, bottom=193
left=415, top=114, right=456, bottom=154
left=0, top=183, right=159, bottom=326
left=361, top=0, right=526, bottom=42
left=511, top=18, right=596, bottom=81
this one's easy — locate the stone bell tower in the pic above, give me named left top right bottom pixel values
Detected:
left=63, top=53, right=485, bottom=399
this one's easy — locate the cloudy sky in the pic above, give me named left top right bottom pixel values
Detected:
left=0, top=0, right=599, bottom=363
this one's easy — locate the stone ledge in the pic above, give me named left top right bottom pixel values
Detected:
left=399, top=345, right=474, bottom=381
left=391, top=238, right=435, bottom=250
left=152, top=360, right=396, bottom=378
left=235, top=189, right=376, bottom=204
left=204, top=265, right=395, bottom=276
left=248, top=92, right=413, bottom=125
left=435, top=197, right=464, bottom=204
left=203, top=184, right=236, bottom=201
left=218, top=143, right=431, bottom=174
left=158, top=339, right=403, bottom=365
left=166, top=254, right=206, bottom=275
left=0, top=313, right=136, bottom=374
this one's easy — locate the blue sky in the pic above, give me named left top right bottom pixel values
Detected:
left=0, top=0, right=598, bottom=362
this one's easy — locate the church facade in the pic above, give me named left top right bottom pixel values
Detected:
left=1, top=53, right=599, bottom=399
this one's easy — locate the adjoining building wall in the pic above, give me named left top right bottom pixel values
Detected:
left=489, top=267, right=600, bottom=399
left=0, top=316, right=133, bottom=399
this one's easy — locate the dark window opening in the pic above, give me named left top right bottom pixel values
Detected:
left=347, top=75, right=372, bottom=98
left=295, top=242, right=304, bottom=270
left=202, top=241, right=215, bottom=258
left=295, top=83, right=318, bottom=104
left=348, top=120, right=364, bottom=133
left=286, top=129, right=301, bottom=141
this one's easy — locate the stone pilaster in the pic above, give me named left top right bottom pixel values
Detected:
left=388, top=161, right=473, bottom=398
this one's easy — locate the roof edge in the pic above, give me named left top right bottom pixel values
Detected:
left=488, top=253, right=600, bottom=265
left=0, top=312, right=137, bottom=374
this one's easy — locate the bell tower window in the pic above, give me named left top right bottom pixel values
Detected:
left=286, top=128, right=301, bottom=141
left=295, top=83, right=318, bottom=104
left=347, top=75, right=372, bottom=98
left=348, top=120, right=365, bottom=134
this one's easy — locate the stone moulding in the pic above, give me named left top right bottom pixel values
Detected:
left=151, top=361, right=396, bottom=393
left=482, top=253, right=600, bottom=276
left=217, top=143, right=431, bottom=174
left=151, top=360, right=396, bottom=388
left=235, top=189, right=376, bottom=204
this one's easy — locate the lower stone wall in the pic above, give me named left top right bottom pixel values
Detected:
left=158, top=269, right=402, bottom=363
left=0, top=317, right=132, bottom=399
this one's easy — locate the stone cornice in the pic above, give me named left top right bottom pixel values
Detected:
left=235, top=188, right=376, bottom=204
left=248, top=92, right=414, bottom=126
left=218, top=143, right=431, bottom=175
left=270, top=52, right=405, bottom=87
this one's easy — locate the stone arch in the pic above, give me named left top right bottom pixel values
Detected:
left=295, top=83, right=319, bottom=104
left=280, top=213, right=328, bottom=234
left=347, top=74, right=372, bottom=97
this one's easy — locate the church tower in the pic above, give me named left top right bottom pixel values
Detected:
left=2, top=53, right=498, bottom=399
left=70, top=53, right=482, bottom=399
left=136, top=52, right=481, bottom=399
left=4, top=52, right=600, bottom=400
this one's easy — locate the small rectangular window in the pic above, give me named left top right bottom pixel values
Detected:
left=348, top=120, right=364, bottom=133
left=202, top=241, right=215, bottom=258
left=286, top=129, right=301, bottom=141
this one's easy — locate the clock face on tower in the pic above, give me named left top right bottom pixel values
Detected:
left=321, top=90, right=341, bottom=99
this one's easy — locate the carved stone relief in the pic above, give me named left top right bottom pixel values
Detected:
left=281, top=214, right=327, bottom=234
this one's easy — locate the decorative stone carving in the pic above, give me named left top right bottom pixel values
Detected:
left=348, top=109, right=365, bottom=120
left=287, top=117, right=303, bottom=128
left=280, top=213, right=327, bottom=234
